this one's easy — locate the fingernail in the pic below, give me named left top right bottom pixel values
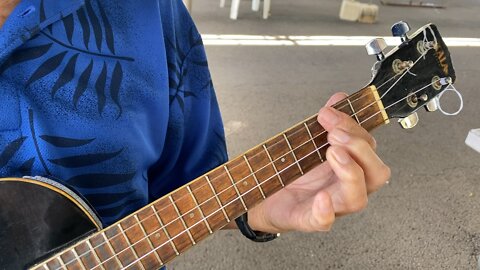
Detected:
left=330, top=129, right=350, bottom=144
left=332, top=148, right=351, bottom=165
left=319, top=108, right=340, bottom=125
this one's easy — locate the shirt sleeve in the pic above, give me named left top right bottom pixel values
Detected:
left=147, top=2, right=228, bottom=201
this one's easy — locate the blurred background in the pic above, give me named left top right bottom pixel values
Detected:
left=170, top=0, right=480, bottom=269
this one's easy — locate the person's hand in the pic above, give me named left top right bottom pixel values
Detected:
left=247, top=92, right=391, bottom=233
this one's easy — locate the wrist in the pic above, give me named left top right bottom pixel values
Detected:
left=247, top=205, right=283, bottom=234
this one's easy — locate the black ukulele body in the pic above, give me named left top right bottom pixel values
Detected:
left=0, top=177, right=101, bottom=270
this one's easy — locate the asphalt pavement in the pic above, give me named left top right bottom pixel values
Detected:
left=169, top=0, right=480, bottom=269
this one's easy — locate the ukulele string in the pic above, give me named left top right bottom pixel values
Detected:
left=380, top=48, right=430, bottom=100
left=57, top=46, right=434, bottom=269
left=118, top=79, right=440, bottom=270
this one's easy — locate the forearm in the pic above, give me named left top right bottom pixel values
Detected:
left=0, top=0, right=20, bottom=28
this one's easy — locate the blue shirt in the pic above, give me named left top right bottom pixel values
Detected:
left=0, top=0, right=228, bottom=227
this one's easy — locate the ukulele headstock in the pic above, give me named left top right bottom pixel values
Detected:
left=368, top=22, right=456, bottom=128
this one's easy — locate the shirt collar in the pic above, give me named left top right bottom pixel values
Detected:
left=0, top=0, right=84, bottom=65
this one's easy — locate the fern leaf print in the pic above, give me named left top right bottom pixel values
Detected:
left=0, top=1, right=228, bottom=227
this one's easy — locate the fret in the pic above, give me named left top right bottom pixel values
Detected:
left=189, top=178, right=229, bottom=231
left=133, top=215, right=164, bottom=266
left=72, top=249, right=87, bottom=270
left=86, top=240, right=105, bottom=270
left=74, top=241, right=101, bottom=269
left=116, top=223, right=144, bottom=269
left=347, top=98, right=361, bottom=124
left=43, top=265, right=49, bottom=270
left=262, top=144, right=285, bottom=187
left=45, top=257, right=62, bottom=270
left=205, top=175, right=230, bottom=222
left=370, top=86, right=390, bottom=124
left=224, top=165, right=248, bottom=211
left=101, top=232, right=124, bottom=267
left=151, top=205, right=180, bottom=255
left=136, top=206, right=177, bottom=265
left=243, top=155, right=266, bottom=199
left=342, top=87, right=388, bottom=131
left=169, top=195, right=196, bottom=245
left=282, top=133, right=304, bottom=175
left=56, top=257, right=67, bottom=270
left=304, top=122, right=323, bottom=162
left=187, top=186, right=213, bottom=234
left=245, top=147, right=284, bottom=197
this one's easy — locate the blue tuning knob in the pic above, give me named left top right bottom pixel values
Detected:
left=391, top=21, right=411, bottom=42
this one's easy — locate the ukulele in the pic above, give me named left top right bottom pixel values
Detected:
left=0, top=22, right=456, bottom=270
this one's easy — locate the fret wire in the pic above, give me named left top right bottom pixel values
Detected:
left=71, top=249, right=87, bottom=270
left=101, top=232, right=124, bottom=267
left=169, top=195, right=196, bottom=245
left=151, top=205, right=180, bottom=255
left=43, top=265, right=50, bottom=270
left=117, top=223, right=146, bottom=270
left=283, top=134, right=304, bottom=175
left=263, top=144, right=285, bottom=187
left=133, top=215, right=164, bottom=266
left=205, top=175, right=231, bottom=222
left=304, top=122, right=323, bottom=162
left=243, top=155, right=266, bottom=199
left=224, top=165, right=248, bottom=211
left=87, top=240, right=105, bottom=270
left=56, top=256, right=67, bottom=270
left=347, top=98, right=361, bottom=124
left=187, top=185, right=213, bottom=234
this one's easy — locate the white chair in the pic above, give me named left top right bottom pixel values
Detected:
left=221, top=0, right=271, bottom=20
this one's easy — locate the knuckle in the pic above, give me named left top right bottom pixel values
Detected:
left=314, top=215, right=335, bottom=232
left=349, top=196, right=368, bottom=213
left=369, top=135, right=377, bottom=150
left=344, top=165, right=364, bottom=183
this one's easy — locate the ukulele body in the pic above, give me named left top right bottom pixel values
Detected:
left=0, top=177, right=101, bottom=270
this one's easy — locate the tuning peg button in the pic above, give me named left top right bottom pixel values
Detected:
left=391, top=21, right=411, bottom=42
left=366, top=38, right=387, bottom=61
left=399, top=112, right=419, bottom=129
left=425, top=98, right=439, bottom=112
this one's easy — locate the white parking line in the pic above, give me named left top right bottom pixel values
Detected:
left=202, top=34, right=480, bottom=47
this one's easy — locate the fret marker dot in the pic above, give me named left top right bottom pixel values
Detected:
left=189, top=213, right=195, bottom=219
left=281, top=157, right=286, bottom=163
left=155, top=233, right=161, bottom=238
left=243, top=181, right=248, bottom=186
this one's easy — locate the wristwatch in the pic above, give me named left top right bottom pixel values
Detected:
left=235, top=213, right=279, bottom=242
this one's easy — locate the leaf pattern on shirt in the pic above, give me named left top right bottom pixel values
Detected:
left=167, top=26, right=205, bottom=113
left=18, top=109, right=141, bottom=223
left=0, top=0, right=134, bottom=119
left=0, top=137, right=27, bottom=169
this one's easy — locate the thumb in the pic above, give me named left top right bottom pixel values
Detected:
left=306, top=191, right=335, bottom=232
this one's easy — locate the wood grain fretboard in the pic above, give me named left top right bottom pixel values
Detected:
left=34, top=85, right=390, bottom=270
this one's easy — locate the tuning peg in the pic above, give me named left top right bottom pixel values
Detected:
left=391, top=21, right=411, bottom=43
left=398, top=112, right=419, bottom=129
left=366, top=38, right=387, bottom=61
left=425, top=98, right=439, bottom=112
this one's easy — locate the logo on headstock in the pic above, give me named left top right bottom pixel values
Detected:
left=435, top=46, right=450, bottom=76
